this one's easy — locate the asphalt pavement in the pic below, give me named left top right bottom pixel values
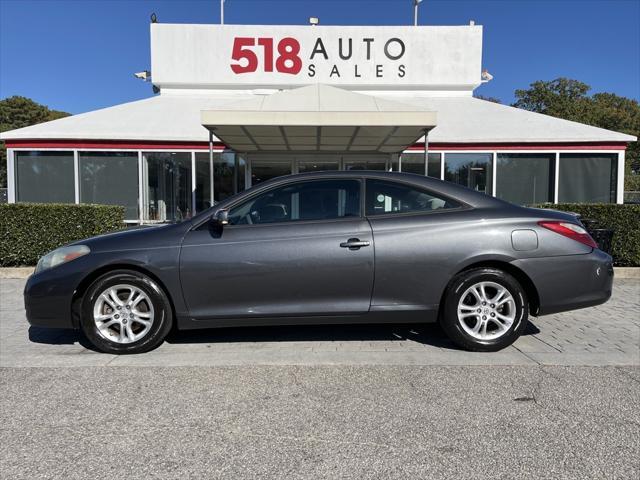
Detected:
left=1, top=365, right=639, bottom=479
left=1, top=278, right=639, bottom=479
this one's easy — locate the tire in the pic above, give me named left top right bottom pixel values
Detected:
left=440, top=268, right=528, bottom=352
left=80, top=269, right=173, bottom=354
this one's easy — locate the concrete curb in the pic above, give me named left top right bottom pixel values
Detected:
left=614, top=267, right=640, bottom=279
left=0, top=266, right=638, bottom=280
left=0, top=267, right=33, bottom=279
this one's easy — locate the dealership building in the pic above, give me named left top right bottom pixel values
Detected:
left=1, top=23, right=636, bottom=223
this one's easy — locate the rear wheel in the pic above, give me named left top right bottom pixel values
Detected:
left=81, top=270, right=172, bottom=354
left=440, top=268, right=528, bottom=352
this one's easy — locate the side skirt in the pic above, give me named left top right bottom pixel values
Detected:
left=176, top=306, right=439, bottom=330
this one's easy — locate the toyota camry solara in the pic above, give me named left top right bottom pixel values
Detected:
left=24, top=171, right=613, bottom=354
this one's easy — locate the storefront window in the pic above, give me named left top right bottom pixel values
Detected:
left=400, top=152, right=442, bottom=177
left=251, top=158, right=291, bottom=185
left=343, top=155, right=387, bottom=171
left=15, top=151, right=74, bottom=203
left=195, top=152, right=246, bottom=206
left=558, top=153, right=617, bottom=203
left=143, top=152, right=192, bottom=222
left=444, top=153, right=493, bottom=194
left=297, top=154, right=340, bottom=173
left=79, top=152, right=139, bottom=220
left=496, top=153, right=554, bottom=205
left=216, top=152, right=245, bottom=202
left=195, top=154, right=211, bottom=212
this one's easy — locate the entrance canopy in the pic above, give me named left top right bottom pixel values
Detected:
left=200, top=84, right=437, bottom=153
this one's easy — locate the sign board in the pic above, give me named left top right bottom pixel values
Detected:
left=151, top=24, right=482, bottom=91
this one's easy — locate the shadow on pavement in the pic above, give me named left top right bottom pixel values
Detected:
left=28, top=320, right=541, bottom=352
left=28, top=326, right=99, bottom=352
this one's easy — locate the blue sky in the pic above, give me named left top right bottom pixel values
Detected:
left=1, top=0, right=638, bottom=114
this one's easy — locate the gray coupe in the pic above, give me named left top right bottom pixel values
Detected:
left=25, top=171, right=613, bottom=354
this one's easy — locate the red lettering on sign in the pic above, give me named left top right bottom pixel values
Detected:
left=230, top=37, right=258, bottom=74
left=230, top=37, right=301, bottom=75
left=276, top=37, right=302, bottom=74
left=257, top=38, right=274, bottom=72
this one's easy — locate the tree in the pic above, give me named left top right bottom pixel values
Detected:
left=0, top=96, right=71, bottom=188
left=513, top=78, right=640, bottom=191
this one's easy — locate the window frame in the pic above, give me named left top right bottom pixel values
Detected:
left=363, top=178, right=469, bottom=219
left=214, top=177, right=365, bottom=229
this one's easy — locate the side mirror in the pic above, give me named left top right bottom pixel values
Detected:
left=214, top=209, right=229, bottom=226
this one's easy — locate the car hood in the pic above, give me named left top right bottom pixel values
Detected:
left=71, top=222, right=191, bottom=253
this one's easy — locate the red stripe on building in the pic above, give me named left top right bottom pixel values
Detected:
left=406, top=142, right=629, bottom=151
left=3, top=139, right=629, bottom=151
left=3, top=139, right=226, bottom=150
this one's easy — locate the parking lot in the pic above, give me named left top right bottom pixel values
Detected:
left=1, top=277, right=639, bottom=479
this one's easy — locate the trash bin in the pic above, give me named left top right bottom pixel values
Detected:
left=563, top=216, right=614, bottom=255
left=588, top=228, right=614, bottom=255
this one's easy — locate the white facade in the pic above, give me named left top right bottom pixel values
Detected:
left=1, top=23, right=636, bottom=223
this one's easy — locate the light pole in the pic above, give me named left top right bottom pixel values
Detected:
left=221, top=0, right=225, bottom=24
left=414, top=0, right=423, bottom=26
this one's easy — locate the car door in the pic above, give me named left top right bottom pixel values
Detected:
left=364, top=178, right=466, bottom=313
left=179, top=178, right=374, bottom=320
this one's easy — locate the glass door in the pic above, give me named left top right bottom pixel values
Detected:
left=143, top=152, right=192, bottom=222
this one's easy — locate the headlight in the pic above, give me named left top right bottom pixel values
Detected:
left=35, top=245, right=90, bottom=274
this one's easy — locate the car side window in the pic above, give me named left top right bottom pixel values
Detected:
left=366, top=179, right=461, bottom=216
left=228, top=179, right=361, bottom=225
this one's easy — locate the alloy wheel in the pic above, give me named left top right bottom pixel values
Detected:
left=457, top=281, right=516, bottom=340
left=92, top=284, right=155, bottom=344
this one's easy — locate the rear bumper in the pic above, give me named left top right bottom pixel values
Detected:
left=515, top=249, right=614, bottom=316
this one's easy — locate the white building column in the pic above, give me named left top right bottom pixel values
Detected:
left=191, top=151, right=197, bottom=215
left=6, top=149, right=15, bottom=203
left=137, top=151, right=144, bottom=223
left=73, top=150, right=80, bottom=204
left=553, top=152, right=560, bottom=203
left=617, top=150, right=625, bottom=204
left=209, top=131, right=215, bottom=205
left=491, top=152, right=497, bottom=197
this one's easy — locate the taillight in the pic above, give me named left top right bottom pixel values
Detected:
left=538, top=221, right=598, bottom=249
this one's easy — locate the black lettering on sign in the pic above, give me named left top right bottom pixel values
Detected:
left=339, top=38, right=352, bottom=60
left=308, top=64, right=316, bottom=77
left=398, top=64, right=406, bottom=78
left=354, top=64, right=361, bottom=78
left=362, top=38, right=374, bottom=60
left=310, top=38, right=328, bottom=60
left=376, top=65, right=383, bottom=78
left=330, top=65, right=341, bottom=77
left=384, top=38, right=405, bottom=60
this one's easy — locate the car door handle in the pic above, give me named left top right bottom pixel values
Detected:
left=340, top=238, right=371, bottom=250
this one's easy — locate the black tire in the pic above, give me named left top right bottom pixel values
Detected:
left=440, top=268, right=528, bottom=352
left=80, top=270, right=173, bottom=354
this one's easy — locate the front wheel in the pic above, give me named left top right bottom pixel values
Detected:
left=440, top=268, right=528, bottom=352
left=80, top=270, right=173, bottom=354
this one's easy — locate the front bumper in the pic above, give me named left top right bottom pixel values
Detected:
left=24, top=262, right=87, bottom=329
left=515, top=249, right=614, bottom=316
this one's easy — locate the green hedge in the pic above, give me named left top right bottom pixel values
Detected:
left=0, top=203, right=125, bottom=267
left=532, top=203, right=640, bottom=267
